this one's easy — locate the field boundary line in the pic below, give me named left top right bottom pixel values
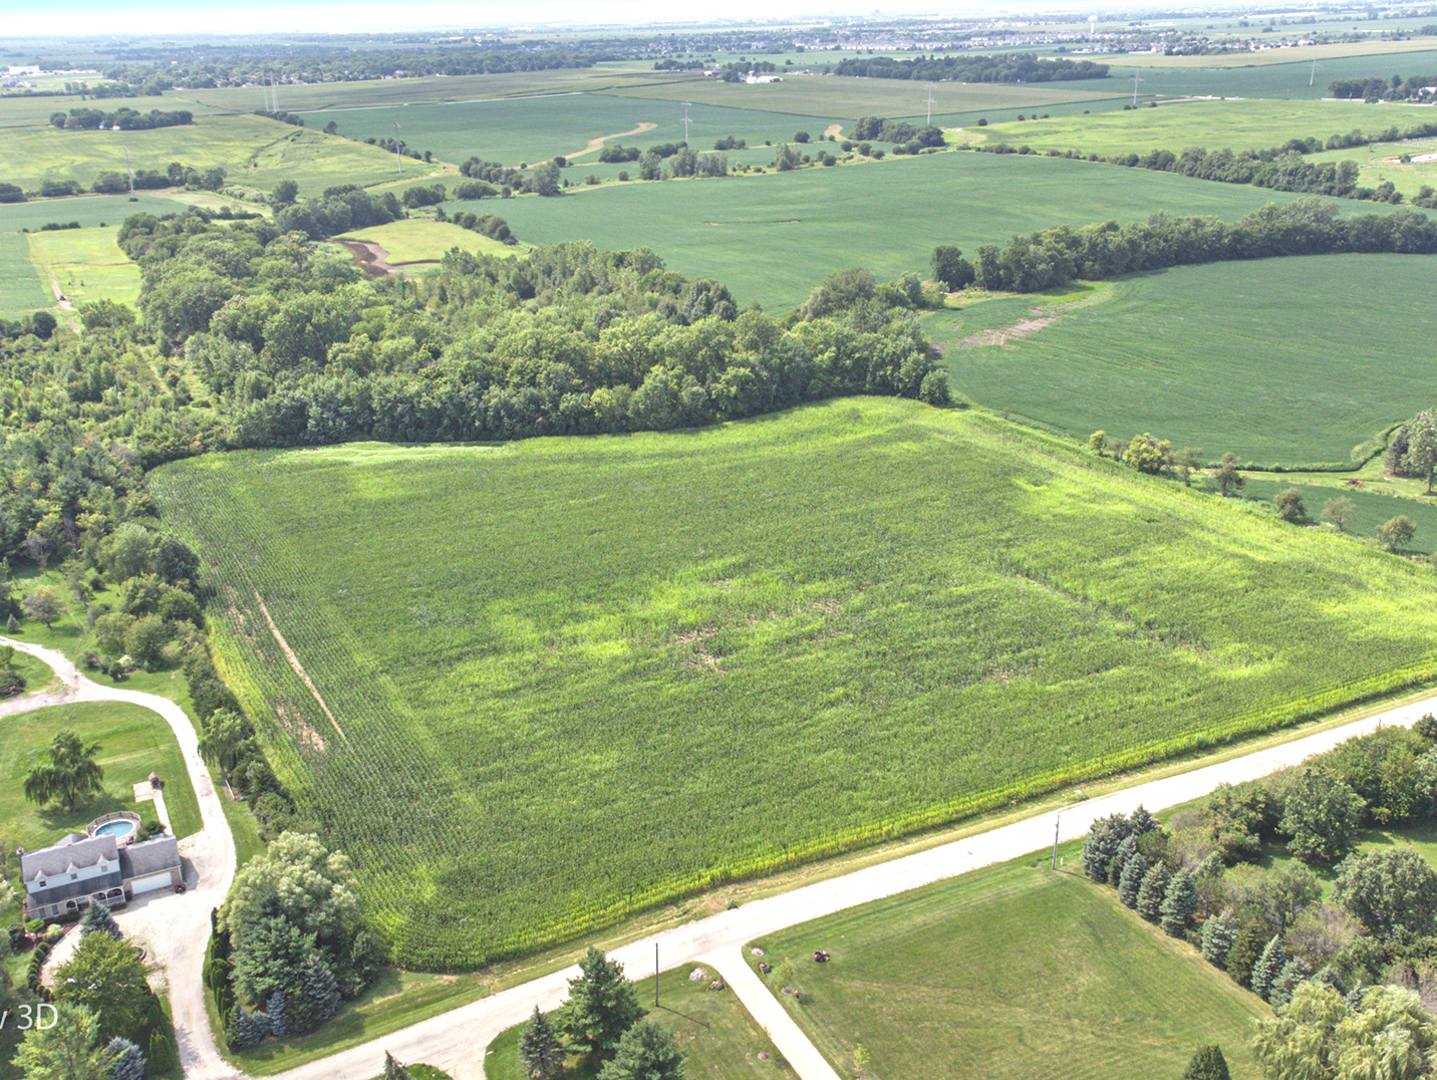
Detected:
left=567, top=120, right=659, bottom=160
left=250, top=585, right=350, bottom=745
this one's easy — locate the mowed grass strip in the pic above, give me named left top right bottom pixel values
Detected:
left=152, top=401, right=1437, bottom=970
left=745, top=857, right=1267, bottom=1080
left=965, top=97, right=1436, bottom=156
left=484, top=967, right=796, bottom=1080
left=28, top=226, right=141, bottom=308
left=494, top=151, right=1381, bottom=309
left=931, top=254, right=1437, bottom=467
left=338, top=220, right=521, bottom=265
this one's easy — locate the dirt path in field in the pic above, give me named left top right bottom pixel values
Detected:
left=960, top=314, right=1057, bottom=347
left=823, top=122, right=842, bottom=140
left=270, top=684, right=1437, bottom=1080
left=251, top=587, right=349, bottom=745
left=567, top=120, right=658, bottom=160
left=0, top=636, right=237, bottom=1080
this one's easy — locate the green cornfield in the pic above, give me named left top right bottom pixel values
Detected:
left=150, top=401, right=1437, bottom=970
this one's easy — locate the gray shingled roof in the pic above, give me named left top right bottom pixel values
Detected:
left=119, top=836, right=180, bottom=879
left=20, top=834, right=118, bottom=885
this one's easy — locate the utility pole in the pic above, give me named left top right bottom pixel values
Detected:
left=394, top=122, right=404, bottom=173
left=1310, top=58, right=1317, bottom=87
left=924, top=83, right=936, bottom=125
left=681, top=101, right=692, bottom=147
left=1132, top=69, right=1144, bottom=107
left=1052, top=790, right=1085, bottom=870
left=654, top=942, right=660, bottom=1006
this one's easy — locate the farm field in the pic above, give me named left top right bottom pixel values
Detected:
left=1304, top=135, right=1437, bottom=198
left=930, top=255, right=1437, bottom=468
left=484, top=967, right=797, bottom=1080
left=0, top=232, right=51, bottom=317
left=338, top=219, right=520, bottom=264
left=152, top=400, right=1437, bottom=971
left=963, top=97, right=1421, bottom=157
left=306, top=93, right=837, bottom=169
left=0, top=193, right=190, bottom=234
left=493, top=152, right=1383, bottom=309
left=744, top=854, right=1267, bottom=1080
left=1, top=114, right=433, bottom=196
left=27, top=226, right=141, bottom=308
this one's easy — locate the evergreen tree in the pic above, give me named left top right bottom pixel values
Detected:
left=1137, top=861, right=1172, bottom=922
left=266, top=989, right=288, bottom=1038
left=106, top=1036, right=146, bottom=1080
left=80, top=902, right=123, bottom=940
left=1129, top=805, right=1160, bottom=836
left=1118, top=852, right=1148, bottom=909
left=1269, top=957, right=1312, bottom=1011
left=1082, top=813, right=1133, bottom=883
left=303, top=955, right=342, bottom=1025
left=383, top=1050, right=415, bottom=1080
left=1200, top=914, right=1234, bottom=968
left=597, top=1019, right=686, bottom=1080
left=561, top=946, right=647, bottom=1061
left=1225, top=923, right=1268, bottom=988
left=1108, top=834, right=1138, bottom=888
left=1180, top=1044, right=1231, bottom=1080
left=226, top=1003, right=267, bottom=1051
left=1250, top=934, right=1288, bottom=1002
left=147, top=1028, right=178, bottom=1074
left=1160, top=869, right=1199, bottom=936
left=518, top=1006, right=565, bottom=1080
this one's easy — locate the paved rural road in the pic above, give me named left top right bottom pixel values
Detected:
left=10, top=634, right=1437, bottom=1080
left=265, top=689, right=1437, bottom=1080
left=0, top=637, right=236, bottom=1079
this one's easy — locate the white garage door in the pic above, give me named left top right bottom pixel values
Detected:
left=129, top=871, right=174, bottom=895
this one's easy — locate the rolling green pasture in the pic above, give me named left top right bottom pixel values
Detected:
left=152, top=401, right=1437, bottom=970
left=2, top=114, right=432, bottom=196
left=484, top=967, right=795, bottom=1080
left=0, top=232, right=51, bottom=317
left=931, top=255, right=1437, bottom=468
left=0, top=193, right=192, bottom=234
left=338, top=220, right=520, bottom=264
left=745, top=857, right=1266, bottom=1080
left=0, top=89, right=229, bottom=129
left=1239, top=477, right=1437, bottom=552
left=494, top=152, right=1374, bottom=309
left=965, top=98, right=1424, bottom=157
left=1304, top=135, right=1437, bottom=198
left=28, top=227, right=141, bottom=308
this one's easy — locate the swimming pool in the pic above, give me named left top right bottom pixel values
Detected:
left=93, top=819, right=136, bottom=840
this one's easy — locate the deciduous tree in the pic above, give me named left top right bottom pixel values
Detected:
left=24, top=729, right=104, bottom=811
left=1274, top=488, right=1307, bottom=523
left=53, top=932, right=157, bottom=1047
left=1214, top=452, right=1244, bottom=497
left=1377, top=514, right=1416, bottom=553
left=1321, top=496, right=1355, bottom=532
left=1279, top=766, right=1364, bottom=865
left=13, top=1002, right=111, bottom=1080
left=1333, top=847, right=1437, bottom=936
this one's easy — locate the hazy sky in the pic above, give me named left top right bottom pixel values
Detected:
left=8, top=0, right=1120, bottom=38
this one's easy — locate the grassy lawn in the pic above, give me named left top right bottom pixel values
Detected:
left=0, top=232, right=51, bottom=317
left=483, top=967, right=797, bottom=1080
left=493, top=151, right=1363, bottom=309
left=930, top=254, right=1437, bottom=469
left=0, top=699, right=204, bottom=923
left=151, top=400, right=1437, bottom=971
left=27, top=226, right=141, bottom=309
left=339, top=220, right=521, bottom=265
left=745, top=853, right=1267, bottom=1080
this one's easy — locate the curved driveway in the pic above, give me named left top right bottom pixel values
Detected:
left=0, top=637, right=236, bottom=1078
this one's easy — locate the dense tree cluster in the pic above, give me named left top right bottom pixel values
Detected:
left=951, top=199, right=1437, bottom=294
left=1330, top=73, right=1437, bottom=102
left=850, top=116, right=946, bottom=149
left=48, top=106, right=192, bottom=131
left=833, top=52, right=1108, bottom=82
left=1082, top=721, right=1437, bottom=1030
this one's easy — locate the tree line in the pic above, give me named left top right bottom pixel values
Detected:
left=833, top=51, right=1109, bottom=82
left=48, top=106, right=193, bottom=131
left=1329, top=73, right=1437, bottom=102
left=932, top=199, right=1437, bottom=295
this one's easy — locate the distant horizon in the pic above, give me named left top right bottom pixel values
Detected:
left=2, top=0, right=1281, bottom=40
